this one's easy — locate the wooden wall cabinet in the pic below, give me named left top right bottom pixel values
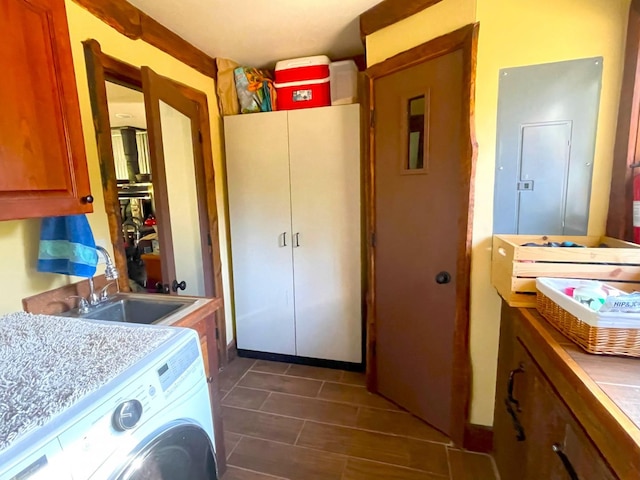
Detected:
left=1, top=0, right=93, bottom=220
left=494, top=303, right=617, bottom=480
left=224, top=105, right=362, bottom=364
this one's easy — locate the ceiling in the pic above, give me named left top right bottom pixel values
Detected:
left=126, top=0, right=382, bottom=68
left=105, top=82, right=147, bottom=129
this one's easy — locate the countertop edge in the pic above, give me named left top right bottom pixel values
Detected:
left=516, top=307, right=640, bottom=479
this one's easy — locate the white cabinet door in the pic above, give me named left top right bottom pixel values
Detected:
left=225, top=112, right=296, bottom=355
left=288, top=105, right=362, bottom=363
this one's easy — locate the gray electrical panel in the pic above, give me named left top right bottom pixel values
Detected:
left=493, top=57, right=603, bottom=235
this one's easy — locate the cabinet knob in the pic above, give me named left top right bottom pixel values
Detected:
left=82, top=195, right=94, bottom=204
left=172, top=280, right=187, bottom=292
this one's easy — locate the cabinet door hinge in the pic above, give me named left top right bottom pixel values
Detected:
left=370, top=109, right=376, bottom=129
left=215, top=326, right=220, bottom=340
left=371, top=232, right=376, bottom=247
left=198, top=130, right=203, bottom=143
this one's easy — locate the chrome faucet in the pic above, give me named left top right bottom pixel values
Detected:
left=87, top=246, right=119, bottom=306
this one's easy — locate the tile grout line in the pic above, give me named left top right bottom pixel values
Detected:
left=222, top=405, right=453, bottom=446
left=445, top=444, right=453, bottom=480
left=226, top=433, right=243, bottom=460
left=256, top=391, right=272, bottom=411
left=241, top=367, right=365, bottom=387
left=225, top=465, right=288, bottom=480
left=227, top=431, right=451, bottom=477
left=293, top=419, right=306, bottom=446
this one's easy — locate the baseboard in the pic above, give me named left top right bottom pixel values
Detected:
left=227, top=339, right=238, bottom=363
left=463, top=423, right=493, bottom=453
left=237, top=349, right=364, bottom=372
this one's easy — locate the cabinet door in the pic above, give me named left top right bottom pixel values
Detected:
left=288, top=105, right=362, bottom=363
left=0, top=0, right=92, bottom=220
left=225, top=112, right=296, bottom=355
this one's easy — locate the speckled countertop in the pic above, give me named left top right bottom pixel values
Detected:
left=0, top=312, right=175, bottom=452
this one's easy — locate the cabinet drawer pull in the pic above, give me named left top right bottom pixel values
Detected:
left=504, top=398, right=526, bottom=441
left=552, top=443, right=580, bottom=480
left=507, top=362, right=525, bottom=409
left=81, top=195, right=94, bottom=204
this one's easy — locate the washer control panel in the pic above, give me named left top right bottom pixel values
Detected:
left=112, top=399, right=143, bottom=431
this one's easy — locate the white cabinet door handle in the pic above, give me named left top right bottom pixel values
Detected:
left=294, top=233, right=300, bottom=248
left=280, top=232, right=287, bottom=247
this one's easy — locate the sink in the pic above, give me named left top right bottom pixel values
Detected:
left=65, top=295, right=196, bottom=325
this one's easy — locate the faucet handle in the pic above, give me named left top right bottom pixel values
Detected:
left=66, top=295, right=90, bottom=314
left=99, top=282, right=116, bottom=302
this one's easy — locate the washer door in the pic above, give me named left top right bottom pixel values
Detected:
left=117, top=424, right=216, bottom=480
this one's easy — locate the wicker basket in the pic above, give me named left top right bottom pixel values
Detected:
left=536, top=290, right=640, bottom=357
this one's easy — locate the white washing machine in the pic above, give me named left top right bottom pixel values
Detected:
left=0, top=325, right=217, bottom=480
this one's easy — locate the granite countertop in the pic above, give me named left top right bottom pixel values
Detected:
left=0, top=312, right=175, bottom=453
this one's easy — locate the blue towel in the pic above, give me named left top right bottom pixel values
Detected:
left=37, top=215, right=98, bottom=278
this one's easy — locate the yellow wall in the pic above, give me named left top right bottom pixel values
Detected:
left=366, top=0, right=629, bottom=425
left=0, top=0, right=234, bottom=342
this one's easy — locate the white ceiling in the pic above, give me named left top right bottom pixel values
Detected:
left=126, top=0, right=382, bottom=68
left=105, top=82, right=147, bottom=129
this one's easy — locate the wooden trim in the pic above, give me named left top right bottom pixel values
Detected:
left=463, top=424, right=494, bottom=453
left=360, top=0, right=444, bottom=38
left=607, top=0, right=640, bottom=241
left=83, top=40, right=131, bottom=293
left=71, top=0, right=217, bottom=79
left=364, top=23, right=479, bottom=447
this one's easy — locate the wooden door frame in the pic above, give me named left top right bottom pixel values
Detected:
left=364, top=23, right=479, bottom=448
left=83, top=39, right=228, bottom=364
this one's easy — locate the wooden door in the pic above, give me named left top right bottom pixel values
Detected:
left=0, top=0, right=92, bottom=220
left=288, top=105, right=362, bottom=363
left=224, top=112, right=296, bottom=355
left=142, top=67, right=212, bottom=297
left=374, top=50, right=463, bottom=436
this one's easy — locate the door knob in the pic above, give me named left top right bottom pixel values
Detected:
left=435, top=271, right=452, bottom=284
left=172, top=280, right=187, bottom=292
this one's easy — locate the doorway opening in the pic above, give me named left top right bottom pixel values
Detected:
left=83, top=39, right=227, bottom=361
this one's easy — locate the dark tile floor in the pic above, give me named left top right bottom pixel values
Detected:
left=218, top=358, right=497, bottom=480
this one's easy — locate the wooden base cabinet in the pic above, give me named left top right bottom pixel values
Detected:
left=224, top=105, right=362, bottom=364
left=494, top=303, right=617, bottom=480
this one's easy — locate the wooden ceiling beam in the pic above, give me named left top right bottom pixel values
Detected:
left=71, top=0, right=217, bottom=78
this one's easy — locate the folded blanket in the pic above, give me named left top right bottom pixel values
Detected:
left=37, top=215, right=98, bottom=278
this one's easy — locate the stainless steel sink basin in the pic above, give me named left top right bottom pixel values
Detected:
left=64, top=294, right=198, bottom=325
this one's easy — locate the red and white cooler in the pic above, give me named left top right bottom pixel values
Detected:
left=274, top=55, right=331, bottom=110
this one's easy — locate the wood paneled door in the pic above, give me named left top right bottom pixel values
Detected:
left=365, top=24, right=478, bottom=446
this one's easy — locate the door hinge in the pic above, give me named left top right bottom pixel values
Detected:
left=207, top=232, right=212, bottom=246
left=371, top=232, right=376, bottom=247
left=370, top=109, right=376, bottom=129
left=198, top=130, right=203, bottom=143
left=215, top=326, right=220, bottom=340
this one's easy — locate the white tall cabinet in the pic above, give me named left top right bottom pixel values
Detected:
left=224, top=104, right=362, bottom=364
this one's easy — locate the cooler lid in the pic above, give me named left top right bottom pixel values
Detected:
left=275, top=55, right=331, bottom=71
